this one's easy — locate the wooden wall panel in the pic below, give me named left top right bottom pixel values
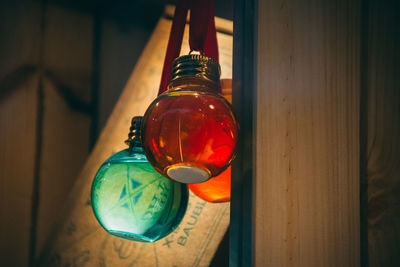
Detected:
left=37, top=81, right=91, bottom=256
left=36, top=5, right=93, bottom=256
left=42, top=5, right=93, bottom=104
left=366, top=0, right=400, bottom=266
left=0, top=2, right=94, bottom=265
left=98, top=19, right=152, bottom=133
left=0, top=76, right=38, bottom=267
left=254, top=0, right=360, bottom=266
left=0, top=2, right=40, bottom=78
left=0, top=2, right=41, bottom=266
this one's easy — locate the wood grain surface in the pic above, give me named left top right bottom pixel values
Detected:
left=0, top=3, right=96, bottom=265
left=36, top=5, right=93, bottom=256
left=254, top=0, right=360, bottom=266
left=0, top=2, right=41, bottom=266
left=0, top=76, right=39, bottom=267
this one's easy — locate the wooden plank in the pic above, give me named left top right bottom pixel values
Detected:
left=254, top=0, right=360, bottom=266
left=0, top=2, right=41, bottom=266
left=366, top=0, right=400, bottom=266
left=38, top=16, right=233, bottom=266
left=36, top=4, right=93, bottom=256
left=41, top=4, right=93, bottom=103
left=36, top=82, right=91, bottom=256
left=0, top=75, right=38, bottom=266
left=0, top=2, right=41, bottom=78
left=98, top=19, right=151, bottom=133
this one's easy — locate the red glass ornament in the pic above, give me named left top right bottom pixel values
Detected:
left=188, top=80, right=232, bottom=202
left=142, top=55, right=238, bottom=184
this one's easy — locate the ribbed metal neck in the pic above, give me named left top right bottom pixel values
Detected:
left=125, top=116, right=143, bottom=147
left=170, top=55, right=221, bottom=84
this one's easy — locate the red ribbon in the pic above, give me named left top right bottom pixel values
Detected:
left=158, top=0, right=219, bottom=95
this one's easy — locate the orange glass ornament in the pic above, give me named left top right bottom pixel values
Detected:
left=188, top=166, right=231, bottom=203
left=142, top=55, right=238, bottom=184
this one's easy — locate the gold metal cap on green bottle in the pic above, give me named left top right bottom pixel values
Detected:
left=125, top=116, right=143, bottom=147
left=170, top=54, right=221, bottom=84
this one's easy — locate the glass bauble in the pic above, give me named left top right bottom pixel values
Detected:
left=142, top=55, right=239, bottom=184
left=91, top=117, right=188, bottom=242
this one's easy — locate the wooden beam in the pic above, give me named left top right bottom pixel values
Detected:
left=254, top=0, right=360, bottom=266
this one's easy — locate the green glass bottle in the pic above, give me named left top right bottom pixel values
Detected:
left=91, top=116, right=188, bottom=242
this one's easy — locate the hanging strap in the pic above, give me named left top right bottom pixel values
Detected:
left=158, top=0, right=219, bottom=95
left=188, top=0, right=219, bottom=61
left=158, top=0, right=189, bottom=95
